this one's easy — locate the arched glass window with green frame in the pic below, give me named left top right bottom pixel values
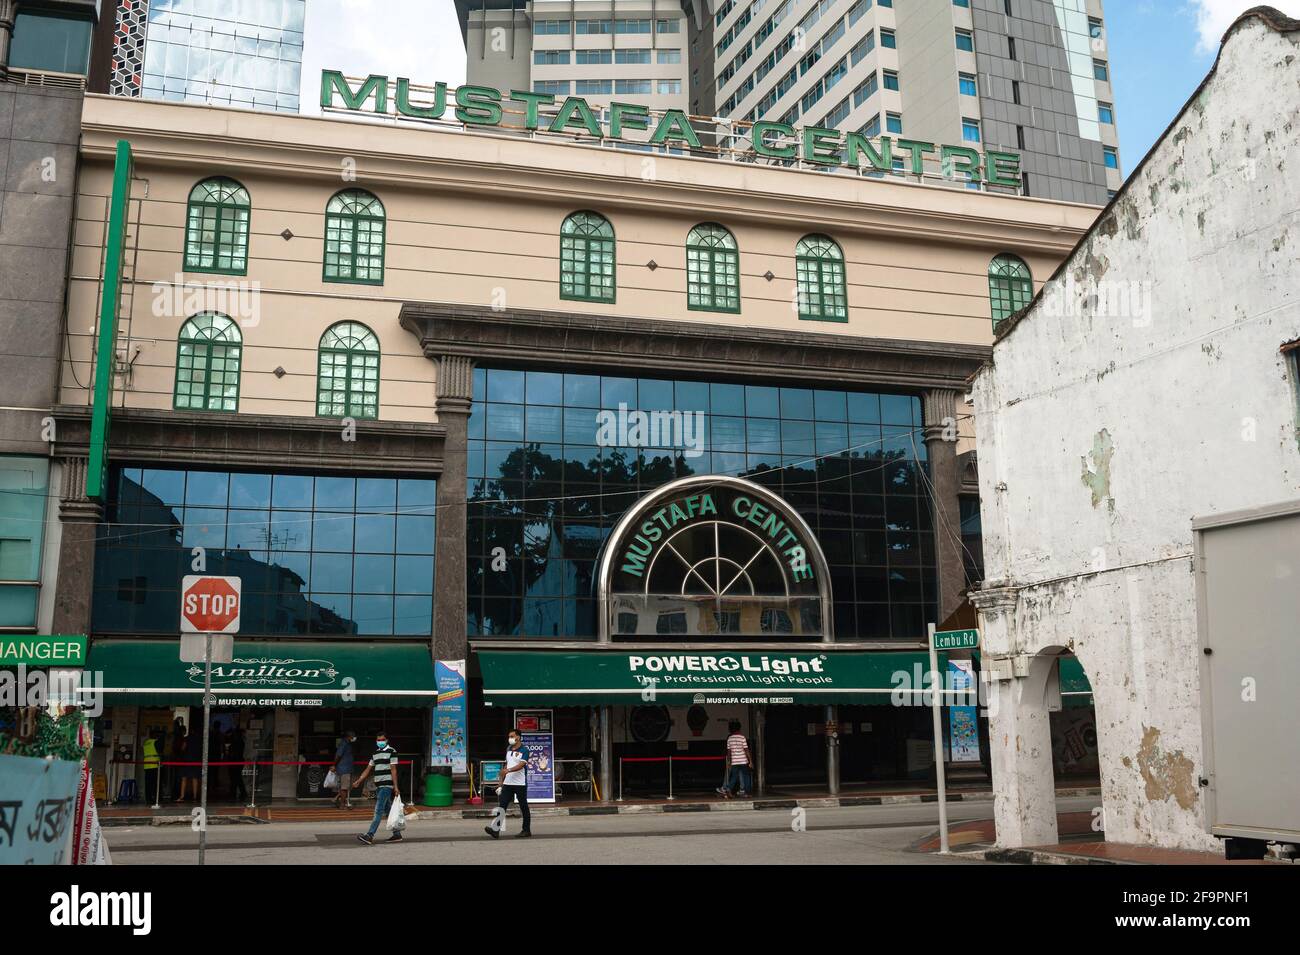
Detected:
left=988, top=254, right=1033, bottom=328
left=686, top=223, right=740, bottom=313
left=559, top=211, right=616, bottom=303
left=174, top=312, right=242, bottom=412
left=795, top=234, right=848, bottom=322
left=317, top=321, right=380, bottom=419
left=324, top=189, right=386, bottom=284
left=184, top=177, right=250, bottom=274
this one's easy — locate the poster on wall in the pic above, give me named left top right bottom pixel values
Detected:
left=513, top=708, right=555, bottom=804
left=432, top=660, right=468, bottom=775
left=947, top=660, right=981, bottom=763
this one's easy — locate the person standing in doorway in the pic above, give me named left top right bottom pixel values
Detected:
left=332, top=730, right=356, bottom=810
left=717, top=720, right=753, bottom=798
left=176, top=721, right=202, bottom=803
left=484, top=728, right=531, bottom=839
left=228, top=724, right=248, bottom=803
left=352, top=732, right=401, bottom=845
left=142, top=729, right=163, bottom=806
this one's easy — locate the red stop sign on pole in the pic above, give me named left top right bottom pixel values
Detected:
left=181, top=575, right=242, bottom=633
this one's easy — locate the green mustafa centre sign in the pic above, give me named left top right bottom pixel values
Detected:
left=619, top=489, right=814, bottom=582
left=321, top=71, right=1023, bottom=186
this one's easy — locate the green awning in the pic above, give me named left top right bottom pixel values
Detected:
left=1059, top=655, right=1094, bottom=708
left=478, top=649, right=945, bottom=706
left=81, top=640, right=438, bottom=708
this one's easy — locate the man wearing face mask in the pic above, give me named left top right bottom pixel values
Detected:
left=484, top=728, right=531, bottom=839
left=353, top=732, right=402, bottom=845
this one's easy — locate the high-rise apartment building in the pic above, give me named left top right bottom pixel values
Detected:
left=457, top=1, right=691, bottom=115
left=97, top=0, right=305, bottom=113
left=684, top=0, right=1121, bottom=203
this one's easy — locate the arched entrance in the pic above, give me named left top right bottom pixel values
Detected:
left=597, top=475, right=833, bottom=642
left=595, top=475, right=836, bottom=798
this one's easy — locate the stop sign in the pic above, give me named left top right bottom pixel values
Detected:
left=180, top=575, right=242, bottom=633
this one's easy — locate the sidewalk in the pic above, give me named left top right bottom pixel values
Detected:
left=915, top=811, right=1279, bottom=865
left=98, top=783, right=1101, bottom=826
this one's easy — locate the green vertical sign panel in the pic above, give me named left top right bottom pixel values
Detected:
left=86, top=140, right=133, bottom=501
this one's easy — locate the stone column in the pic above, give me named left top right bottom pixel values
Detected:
left=50, top=456, right=102, bottom=636
left=0, top=0, right=17, bottom=78
left=922, top=388, right=965, bottom=622
left=432, top=355, right=473, bottom=666
left=971, top=584, right=1059, bottom=848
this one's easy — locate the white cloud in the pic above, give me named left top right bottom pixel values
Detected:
left=1190, top=0, right=1300, bottom=53
left=300, top=0, right=466, bottom=115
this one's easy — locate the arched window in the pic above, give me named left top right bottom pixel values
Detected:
left=184, top=178, right=250, bottom=274
left=686, top=223, right=740, bottom=313
left=795, top=234, right=847, bottom=322
left=174, top=312, right=241, bottom=412
left=559, top=211, right=615, bottom=303
left=324, top=190, right=386, bottom=284
left=988, top=254, right=1033, bottom=327
left=317, top=321, right=380, bottom=419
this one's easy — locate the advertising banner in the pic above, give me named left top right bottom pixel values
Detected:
left=947, top=660, right=981, bottom=763
left=0, top=754, right=80, bottom=864
left=514, top=709, right=555, bottom=804
left=432, top=660, right=468, bottom=774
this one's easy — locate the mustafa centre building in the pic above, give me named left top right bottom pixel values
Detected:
left=45, top=66, right=1103, bottom=804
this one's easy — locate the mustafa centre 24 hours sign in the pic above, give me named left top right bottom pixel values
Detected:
left=321, top=72, right=1024, bottom=187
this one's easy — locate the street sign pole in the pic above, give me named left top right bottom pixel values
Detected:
left=928, top=622, right=950, bottom=854
left=200, top=632, right=212, bottom=866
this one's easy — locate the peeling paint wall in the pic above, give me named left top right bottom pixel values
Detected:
left=972, top=19, right=1300, bottom=852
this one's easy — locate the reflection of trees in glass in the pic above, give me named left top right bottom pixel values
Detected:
left=468, top=432, right=926, bottom=638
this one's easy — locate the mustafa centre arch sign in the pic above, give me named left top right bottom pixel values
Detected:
left=596, top=476, right=833, bottom=641
left=321, top=71, right=1023, bottom=186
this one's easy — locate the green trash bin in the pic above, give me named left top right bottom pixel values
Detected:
left=424, top=765, right=453, bottom=807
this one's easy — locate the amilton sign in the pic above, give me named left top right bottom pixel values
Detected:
left=478, top=649, right=942, bottom=706
left=321, top=71, right=1022, bottom=187
left=0, top=635, right=87, bottom=667
left=82, top=640, right=439, bottom=708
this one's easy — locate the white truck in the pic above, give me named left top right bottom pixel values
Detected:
left=1194, top=500, right=1300, bottom=860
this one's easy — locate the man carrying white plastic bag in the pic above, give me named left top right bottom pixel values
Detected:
left=352, top=732, right=404, bottom=845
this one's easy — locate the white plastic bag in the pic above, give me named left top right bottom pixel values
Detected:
left=386, top=795, right=407, bottom=831
left=323, top=769, right=338, bottom=790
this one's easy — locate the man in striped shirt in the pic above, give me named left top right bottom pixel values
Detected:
left=353, top=732, right=402, bottom=845
left=717, top=721, right=753, bottom=799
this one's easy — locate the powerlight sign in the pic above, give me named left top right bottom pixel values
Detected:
left=321, top=72, right=1023, bottom=187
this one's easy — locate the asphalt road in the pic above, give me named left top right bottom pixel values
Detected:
left=105, top=795, right=1100, bottom=865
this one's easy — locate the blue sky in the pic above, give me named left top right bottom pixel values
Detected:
left=302, top=1, right=1295, bottom=177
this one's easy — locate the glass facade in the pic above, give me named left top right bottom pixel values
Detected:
left=9, top=9, right=94, bottom=74
left=0, top=457, right=50, bottom=630
left=467, top=368, right=935, bottom=640
left=93, top=467, right=435, bottom=637
left=1050, top=0, right=1103, bottom=141
left=142, top=0, right=306, bottom=113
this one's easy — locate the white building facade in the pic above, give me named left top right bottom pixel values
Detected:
left=970, top=9, right=1300, bottom=851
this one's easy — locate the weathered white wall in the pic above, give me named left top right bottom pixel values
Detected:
left=972, top=17, right=1300, bottom=851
